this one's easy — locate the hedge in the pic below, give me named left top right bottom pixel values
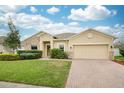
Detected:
left=17, top=50, right=42, bottom=55
left=50, top=48, right=68, bottom=59
left=17, top=50, right=42, bottom=59
left=119, top=48, right=124, bottom=56
left=20, top=53, right=41, bottom=60
left=0, top=54, right=20, bottom=61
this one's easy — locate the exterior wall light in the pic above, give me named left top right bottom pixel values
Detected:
left=110, top=46, right=113, bottom=49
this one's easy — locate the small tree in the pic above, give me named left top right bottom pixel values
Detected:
left=4, top=16, right=21, bottom=53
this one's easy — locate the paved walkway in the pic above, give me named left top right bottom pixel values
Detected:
left=66, top=59, right=124, bottom=88
left=39, top=58, right=72, bottom=62
left=0, top=81, right=48, bottom=88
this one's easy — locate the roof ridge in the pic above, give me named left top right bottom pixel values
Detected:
left=67, top=28, right=116, bottom=40
left=22, top=31, right=45, bottom=42
left=55, top=32, right=77, bottom=35
left=54, top=32, right=77, bottom=39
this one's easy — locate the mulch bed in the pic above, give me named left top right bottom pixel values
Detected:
left=114, top=61, right=124, bottom=65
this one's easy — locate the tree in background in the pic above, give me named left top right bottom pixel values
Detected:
left=114, top=40, right=124, bottom=56
left=4, top=16, right=21, bottom=53
left=117, top=41, right=124, bottom=49
left=114, top=40, right=124, bottom=49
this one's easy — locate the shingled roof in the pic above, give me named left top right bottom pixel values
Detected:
left=54, top=33, right=77, bottom=39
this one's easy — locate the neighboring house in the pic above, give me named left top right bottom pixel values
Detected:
left=22, top=29, right=116, bottom=60
left=0, top=36, right=11, bottom=54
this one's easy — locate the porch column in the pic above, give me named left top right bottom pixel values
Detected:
left=39, top=38, right=43, bottom=50
left=50, top=41, right=54, bottom=49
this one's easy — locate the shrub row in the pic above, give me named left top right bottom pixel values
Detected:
left=17, top=50, right=42, bottom=55
left=17, top=50, right=42, bottom=60
left=0, top=54, right=20, bottom=61
left=20, top=53, right=41, bottom=60
left=0, top=49, right=68, bottom=61
left=50, top=48, right=68, bottom=59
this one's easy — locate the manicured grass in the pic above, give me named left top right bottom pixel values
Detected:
left=114, top=56, right=124, bottom=62
left=0, top=60, right=71, bottom=87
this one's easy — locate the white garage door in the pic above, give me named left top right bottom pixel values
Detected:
left=73, top=45, right=108, bottom=59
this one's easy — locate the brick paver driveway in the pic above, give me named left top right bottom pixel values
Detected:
left=66, top=59, right=124, bottom=88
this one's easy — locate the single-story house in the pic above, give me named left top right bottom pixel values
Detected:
left=0, top=36, right=11, bottom=54
left=22, top=29, right=116, bottom=60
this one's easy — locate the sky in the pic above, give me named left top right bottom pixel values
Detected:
left=0, top=5, right=124, bottom=42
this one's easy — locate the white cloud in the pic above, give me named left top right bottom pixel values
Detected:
left=0, top=5, right=122, bottom=42
left=16, top=13, right=51, bottom=24
left=94, top=24, right=124, bottom=41
left=68, top=5, right=117, bottom=21
left=19, top=21, right=84, bottom=40
left=68, top=22, right=80, bottom=26
left=3, top=12, right=81, bottom=35
left=0, top=5, right=26, bottom=25
left=0, top=12, right=52, bottom=29
left=1, top=11, right=124, bottom=42
left=0, top=12, right=17, bottom=27
left=22, top=35, right=31, bottom=40
left=47, top=6, right=60, bottom=15
left=39, top=22, right=85, bottom=34
left=0, top=11, right=53, bottom=40
left=0, top=16, right=5, bottom=23
left=30, top=6, right=37, bottom=13
left=0, top=5, right=26, bottom=13
left=0, top=29, right=8, bottom=36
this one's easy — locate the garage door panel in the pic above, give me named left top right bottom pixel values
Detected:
left=73, top=45, right=108, bottom=59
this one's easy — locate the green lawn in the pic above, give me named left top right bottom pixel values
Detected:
left=0, top=60, right=71, bottom=88
left=114, top=56, right=124, bottom=61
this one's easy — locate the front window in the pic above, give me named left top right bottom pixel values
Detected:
left=59, top=44, right=64, bottom=51
left=31, top=45, right=37, bottom=50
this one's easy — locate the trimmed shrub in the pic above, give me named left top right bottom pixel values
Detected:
left=19, top=53, right=41, bottom=60
left=119, top=48, right=124, bottom=56
left=17, top=50, right=42, bottom=55
left=17, top=50, right=42, bottom=59
left=0, top=54, right=20, bottom=61
left=50, top=48, right=68, bottom=59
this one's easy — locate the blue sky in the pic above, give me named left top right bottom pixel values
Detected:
left=0, top=5, right=124, bottom=41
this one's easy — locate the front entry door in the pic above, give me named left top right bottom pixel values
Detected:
left=44, top=43, right=51, bottom=58
left=47, top=44, right=50, bottom=57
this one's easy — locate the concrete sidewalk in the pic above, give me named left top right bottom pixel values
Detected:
left=39, top=58, right=72, bottom=61
left=0, top=81, right=48, bottom=88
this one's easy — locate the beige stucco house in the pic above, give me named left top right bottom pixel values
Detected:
left=22, top=29, right=116, bottom=60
